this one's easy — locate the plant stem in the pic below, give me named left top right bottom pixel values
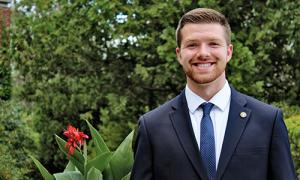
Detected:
left=83, top=141, right=88, bottom=180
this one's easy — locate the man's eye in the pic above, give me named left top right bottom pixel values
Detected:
left=187, top=44, right=197, bottom=48
left=209, top=42, right=220, bottom=47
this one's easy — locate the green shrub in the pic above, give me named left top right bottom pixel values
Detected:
left=272, top=102, right=300, bottom=118
left=31, top=120, right=133, bottom=180
left=0, top=19, right=12, bottom=101
left=286, top=114, right=300, bottom=179
left=0, top=100, right=39, bottom=179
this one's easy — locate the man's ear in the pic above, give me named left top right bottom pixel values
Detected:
left=226, top=44, right=233, bottom=63
left=176, top=47, right=182, bottom=65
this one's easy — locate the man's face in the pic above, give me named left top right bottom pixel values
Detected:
left=176, top=23, right=233, bottom=86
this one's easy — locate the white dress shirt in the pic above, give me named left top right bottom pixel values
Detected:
left=185, top=81, right=231, bottom=168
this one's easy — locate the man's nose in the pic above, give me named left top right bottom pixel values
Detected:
left=196, top=44, right=210, bottom=59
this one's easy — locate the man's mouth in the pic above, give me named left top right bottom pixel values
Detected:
left=195, top=63, right=212, bottom=67
left=192, top=62, right=215, bottom=67
left=191, top=62, right=215, bottom=72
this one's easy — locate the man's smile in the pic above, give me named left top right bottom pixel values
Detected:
left=192, top=62, right=216, bottom=71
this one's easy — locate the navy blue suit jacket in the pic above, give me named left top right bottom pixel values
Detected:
left=130, top=87, right=296, bottom=180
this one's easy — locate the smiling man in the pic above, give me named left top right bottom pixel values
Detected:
left=130, top=8, right=296, bottom=180
left=176, top=22, right=232, bottom=101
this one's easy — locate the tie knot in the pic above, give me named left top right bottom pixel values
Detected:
left=200, top=102, right=214, bottom=115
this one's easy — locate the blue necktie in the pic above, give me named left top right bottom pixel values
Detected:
left=200, top=102, right=216, bottom=180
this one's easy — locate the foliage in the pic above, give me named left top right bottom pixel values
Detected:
left=272, top=102, right=300, bottom=119
left=10, top=0, right=130, bottom=172
left=0, top=100, right=39, bottom=180
left=31, top=120, right=133, bottom=180
left=0, top=14, right=12, bottom=100
left=286, top=114, right=300, bottom=179
left=5, top=0, right=300, bottom=175
left=221, top=0, right=300, bottom=104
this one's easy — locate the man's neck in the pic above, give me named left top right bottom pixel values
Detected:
left=187, top=74, right=226, bottom=101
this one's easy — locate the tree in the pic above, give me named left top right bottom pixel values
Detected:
left=0, top=100, right=39, bottom=179
left=220, top=0, right=300, bottom=104
left=11, top=0, right=126, bottom=173
left=0, top=5, right=12, bottom=100
left=8, top=0, right=299, bottom=175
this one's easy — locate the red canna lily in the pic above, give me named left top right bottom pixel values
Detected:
left=63, top=124, right=89, bottom=156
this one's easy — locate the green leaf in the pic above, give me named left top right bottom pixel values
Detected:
left=64, top=161, right=77, bottom=172
left=30, top=155, right=54, bottom=180
left=54, top=171, right=83, bottom=180
left=55, top=135, right=85, bottom=174
left=85, top=120, right=110, bottom=154
left=87, top=167, right=103, bottom=180
left=102, top=163, right=114, bottom=180
left=86, top=152, right=113, bottom=172
left=109, top=131, right=134, bottom=180
left=121, top=172, right=131, bottom=180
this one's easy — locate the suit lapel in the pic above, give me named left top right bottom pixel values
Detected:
left=216, top=87, right=251, bottom=179
left=170, top=91, right=208, bottom=180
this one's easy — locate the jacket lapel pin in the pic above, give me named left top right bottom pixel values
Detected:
left=240, top=112, right=247, bottom=118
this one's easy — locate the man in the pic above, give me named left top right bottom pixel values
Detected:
left=130, top=8, right=296, bottom=180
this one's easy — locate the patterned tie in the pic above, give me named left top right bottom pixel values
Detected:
left=200, top=102, right=216, bottom=180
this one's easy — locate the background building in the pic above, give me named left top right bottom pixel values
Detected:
left=0, top=0, right=11, bottom=45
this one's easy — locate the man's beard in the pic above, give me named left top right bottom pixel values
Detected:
left=183, top=65, right=225, bottom=85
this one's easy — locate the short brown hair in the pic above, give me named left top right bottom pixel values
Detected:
left=176, top=8, right=231, bottom=47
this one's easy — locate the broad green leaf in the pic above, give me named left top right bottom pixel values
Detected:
left=109, top=131, right=134, bottom=180
left=87, top=167, right=103, bottom=180
left=102, top=164, right=114, bottom=180
left=121, top=172, right=131, bottom=180
left=86, top=152, right=112, bottom=172
left=54, top=171, right=83, bottom=180
left=86, top=120, right=110, bottom=154
left=64, top=161, right=77, bottom=172
left=30, top=155, right=54, bottom=180
left=55, top=135, right=85, bottom=174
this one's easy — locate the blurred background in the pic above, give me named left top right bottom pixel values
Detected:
left=0, top=0, right=299, bottom=179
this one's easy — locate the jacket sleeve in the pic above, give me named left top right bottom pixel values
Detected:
left=268, top=109, right=297, bottom=180
left=130, top=116, right=153, bottom=180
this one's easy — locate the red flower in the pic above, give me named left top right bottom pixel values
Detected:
left=63, top=125, right=89, bottom=156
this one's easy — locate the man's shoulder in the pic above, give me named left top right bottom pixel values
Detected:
left=236, top=90, right=279, bottom=112
left=141, top=92, right=183, bottom=121
left=144, top=95, right=178, bottom=118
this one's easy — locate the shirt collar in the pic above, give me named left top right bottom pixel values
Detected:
left=185, top=80, right=231, bottom=114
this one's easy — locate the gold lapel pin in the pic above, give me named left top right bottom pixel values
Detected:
left=240, top=112, right=247, bottom=118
